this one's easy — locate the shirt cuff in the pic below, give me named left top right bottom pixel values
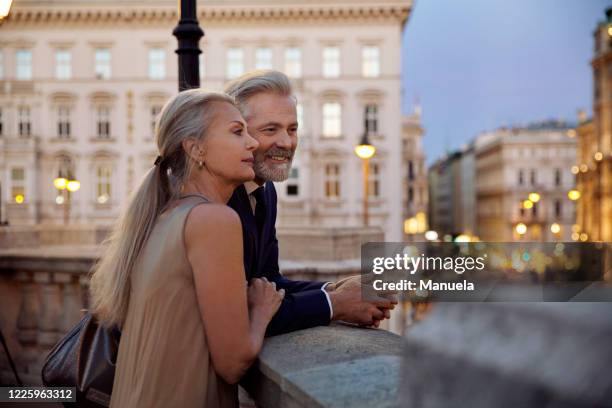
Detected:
left=321, top=282, right=333, bottom=320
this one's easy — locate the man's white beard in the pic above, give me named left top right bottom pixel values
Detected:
left=254, top=160, right=292, bottom=182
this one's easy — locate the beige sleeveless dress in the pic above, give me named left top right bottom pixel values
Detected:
left=110, top=195, right=238, bottom=408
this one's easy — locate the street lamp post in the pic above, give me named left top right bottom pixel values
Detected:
left=354, top=133, right=376, bottom=226
left=173, top=0, right=204, bottom=92
left=54, top=175, right=80, bottom=225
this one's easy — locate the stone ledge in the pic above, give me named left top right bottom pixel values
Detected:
left=243, top=323, right=401, bottom=408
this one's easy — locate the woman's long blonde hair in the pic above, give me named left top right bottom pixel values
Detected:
left=89, top=89, right=236, bottom=328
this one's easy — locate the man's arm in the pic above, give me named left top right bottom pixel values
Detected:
left=265, top=288, right=330, bottom=336
left=261, top=231, right=333, bottom=335
left=261, top=183, right=332, bottom=335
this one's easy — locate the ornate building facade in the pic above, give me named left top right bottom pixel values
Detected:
left=475, top=122, right=577, bottom=242
left=576, top=9, right=612, bottom=242
left=0, top=0, right=412, bottom=241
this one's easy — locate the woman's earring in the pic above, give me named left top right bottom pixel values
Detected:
left=198, top=160, right=203, bottom=169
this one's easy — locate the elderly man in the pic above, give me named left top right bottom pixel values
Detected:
left=225, top=70, right=394, bottom=336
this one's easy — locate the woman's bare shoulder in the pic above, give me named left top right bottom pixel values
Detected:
left=184, top=203, right=242, bottom=241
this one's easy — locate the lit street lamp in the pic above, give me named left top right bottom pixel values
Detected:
left=528, top=192, right=540, bottom=203
left=567, top=189, right=581, bottom=201
left=354, top=133, right=375, bottom=226
left=54, top=175, right=80, bottom=225
left=0, top=0, right=13, bottom=19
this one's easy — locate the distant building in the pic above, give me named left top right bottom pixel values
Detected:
left=401, top=104, right=428, bottom=240
left=427, top=145, right=474, bottom=239
left=0, top=0, right=412, bottom=240
left=575, top=8, right=612, bottom=242
left=474, top=121, right=577, bottom=241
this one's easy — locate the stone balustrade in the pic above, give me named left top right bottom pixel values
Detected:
left=0, top=238, right=371, bottom=387
left=2, top=245, right=611, bottom=407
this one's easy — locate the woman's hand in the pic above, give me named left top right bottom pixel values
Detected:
left=247, top=277, right=284, bottom=322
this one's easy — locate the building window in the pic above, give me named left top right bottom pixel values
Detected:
left=408, top=186, right=414, bottom=203
left=255, top=47, right=273, bottom=70
left=322, top=46, right=340, bottom=78
left=554, top=168, right=562, bottom=186
left=369, top=163, right=380, bottom=198
left=296, top=103, right=304, bottom=134
left=96, top=165, right=112, bottom=204
left=364, top=104, right=378, bottom=136
left=57, top=156, right=74, bottom=179
left=554, top=199, right=562, bottom=218
left=322, top=102, right=342, bottom=138
left=55, top=50, right=72, bottom=80
left=532, top=202, right=538, bottom=217
left=518, top=169, right=524, bottom=186
left=0, top=50, right=4, bottom=79
left=408, top=161, right=414, bottom=181
left=57, top=106, right=71, bottom=139
left=324, top=164, right=341, bottom=199
left=362, top=46, right=380, bottom=78
left=18, top=106, right=31, bottom=137
left=199, top=52, right=206, bottom=80
left=150, top=105, right=162, bottom=137
left=95, top=48, right=111, bottom=79
left=284, top=47, right=302, bottom=78
left=16, top=49, right=32, bottom=80
left=530, top=169, right=536, bottom=186
left=148, top=48, right=166, bottom=80
left=226, top=48, right=244, bottom=79
left=96, top=106, right=111, bottom=139
left=286, top=167, right=299, bottom=196
left=0, top=107, right=3, bottom=136
left=11, top=168, right=26, bottom=203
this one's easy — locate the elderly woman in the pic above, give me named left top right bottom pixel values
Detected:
left=90, top=89, right=284, bottom=407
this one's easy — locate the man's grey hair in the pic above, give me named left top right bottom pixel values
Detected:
left=224, top=70, right=295, bottom=118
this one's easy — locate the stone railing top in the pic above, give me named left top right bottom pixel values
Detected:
left=245, top=323, right=402, bottom=408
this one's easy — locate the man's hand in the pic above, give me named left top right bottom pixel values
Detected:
left=326, top=275, right=396, bottom=327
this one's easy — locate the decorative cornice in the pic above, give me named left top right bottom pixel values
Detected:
left=2, top=3, right=411, bottom=26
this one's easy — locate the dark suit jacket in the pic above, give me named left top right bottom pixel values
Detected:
left=228, top=182, right=331, bottom=336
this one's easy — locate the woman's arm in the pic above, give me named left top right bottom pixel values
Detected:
left=184, top=203, right=283, bottom=384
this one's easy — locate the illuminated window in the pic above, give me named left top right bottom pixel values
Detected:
left=95, top=48, right=111, bottom=79
left=55, top=50, right=72, bottom=80
left=284, top=47, right=302, bottom=78
left=324, top=164, right=341, bottom=199
left=255, top=47, right=273, bottom=70
left=322, top=102, right=341, bottom=138
left=148, top=48, right=166, bottom=80
left=226, top=48, right=244, bottom=79
left=16, top=50, right=32, bottom=80
left=322, top=46, right=340, bottom=78
left=362, top=46, right=380, bottom=78
left=96, top=165, right=112, bottom=204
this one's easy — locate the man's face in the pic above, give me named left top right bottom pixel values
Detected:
left=243, top=92, right=298, bottom=183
